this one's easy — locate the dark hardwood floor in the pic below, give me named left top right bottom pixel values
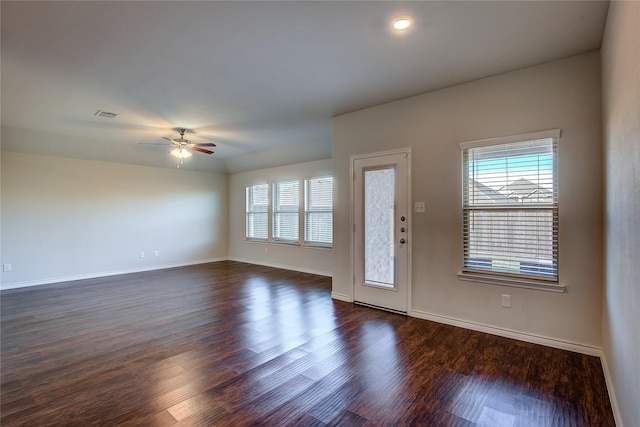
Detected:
left=1, top=261, right=614, bottom=426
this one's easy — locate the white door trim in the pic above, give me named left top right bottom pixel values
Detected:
left=350, top=148, right=412, bottom=314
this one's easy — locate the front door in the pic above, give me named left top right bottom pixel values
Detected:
left=352, top=149, right=410, bottom=313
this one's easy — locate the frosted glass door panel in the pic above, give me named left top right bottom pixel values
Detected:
left=364, top=168, right=395, bottom=288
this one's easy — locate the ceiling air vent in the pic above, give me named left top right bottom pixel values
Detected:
left=94, top=110, right=119, bottom=119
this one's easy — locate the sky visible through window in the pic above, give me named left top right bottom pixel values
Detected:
left=470, top=153, right=553, bottom=192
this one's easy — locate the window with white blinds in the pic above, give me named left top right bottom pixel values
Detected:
left=461, top=129, right=560, bottom=283
left=304, top=176, right=333, bottom=246
left=246, top=183, right=269, bottom=240
left=273, top=180, right=300, bottom=243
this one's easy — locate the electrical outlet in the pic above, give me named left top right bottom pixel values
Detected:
left=501, top=294, right=511, bottom=308
left=264, top=246, right=269, bottom=254
left=140, top=251, right=145, bottom=258
left=154, top=250, right=159, bottom=257
left=3, top=264, right=11, bottom=272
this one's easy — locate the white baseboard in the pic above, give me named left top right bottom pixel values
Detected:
left=0, top=257, right=228, bottom=291
left=600, top=351, right=624, bottom=427
left=410, top=309, right=601, bottom=357
left=227, top=257, right=332, bottom=277
left=331, top=292, right=353, bottom=302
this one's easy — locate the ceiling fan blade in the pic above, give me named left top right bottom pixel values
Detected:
left=193, top=142, right=216, bottom=147
left=161, top=136, right=180, bottom=145
left=139, top=142, right=172, bottom=146
left=191, top=146, right=214, bottom=155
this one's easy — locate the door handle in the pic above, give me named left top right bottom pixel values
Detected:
left=400, top=238, right=406, bottom=244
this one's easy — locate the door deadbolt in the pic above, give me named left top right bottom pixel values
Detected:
left=400, top=238, right=406, bottom=244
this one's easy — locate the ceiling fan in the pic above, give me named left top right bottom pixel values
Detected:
left=144, top=128, right=216, bottom=167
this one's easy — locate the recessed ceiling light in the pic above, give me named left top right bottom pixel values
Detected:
left=392, top=17, right=411, bottom=31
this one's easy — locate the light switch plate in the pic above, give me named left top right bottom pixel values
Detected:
left=414, top=202, right=425, bottom=213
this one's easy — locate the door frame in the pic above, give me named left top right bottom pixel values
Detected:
left=350, top=148, right=412, bottom=314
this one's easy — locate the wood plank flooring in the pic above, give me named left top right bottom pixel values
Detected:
left=1, top=261, right=614, bottom=426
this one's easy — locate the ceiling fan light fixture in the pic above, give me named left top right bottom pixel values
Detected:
left=171, top=147, right=192, bottom=159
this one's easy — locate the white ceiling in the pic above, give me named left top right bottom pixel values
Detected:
left=1, top=1, right=608, bottom=173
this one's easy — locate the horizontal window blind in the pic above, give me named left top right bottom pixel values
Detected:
left=246, top=184, right=268, bottom=240
left=461, top=132, right=559, bottom=281
left=304, top=176, right=333, bottom=246
left=273, top=180, right=299, bottom=242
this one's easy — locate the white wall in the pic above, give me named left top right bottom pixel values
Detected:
left=228, top=159, right=332, bottom=276
left=601, top=2, right=640, bottom=426
left=224, top=138, right=332, bottom=174
left=1, top=150, right=228, bottom=288
left=333, top=52, right=603, bottom=349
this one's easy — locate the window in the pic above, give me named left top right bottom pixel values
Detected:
left=245, top=176, right=333, bottom=247
left=460, top=129, right=560, bottom=287
left=272, top=180, right=300, bottom=243
left=246, top=184, right=268, bottom=240
left=304, top=176, right=333, bottom=246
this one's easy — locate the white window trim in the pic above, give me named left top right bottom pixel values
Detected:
left=458, top=128, right=563, bottom=292
left=459, top=128, right=561, bottom=150
left=272, top=179, right=301, bottom=245
left=245, top=176, right=334, bottom=248
left=457, top=271, right=566, bottom=293
left=245, top=183, right=269, bottom=242
left=303, top=175, right=333, bottom=248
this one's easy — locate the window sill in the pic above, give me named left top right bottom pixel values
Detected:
left=245, top=238, right=268, bottom=243
left=303, top=243, right=332, bottom=250
left=245, top=239, right=332, bottom=250
left=457, top=272, right=566, bottom=293
left=271, top=240, right=301, bottom=247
